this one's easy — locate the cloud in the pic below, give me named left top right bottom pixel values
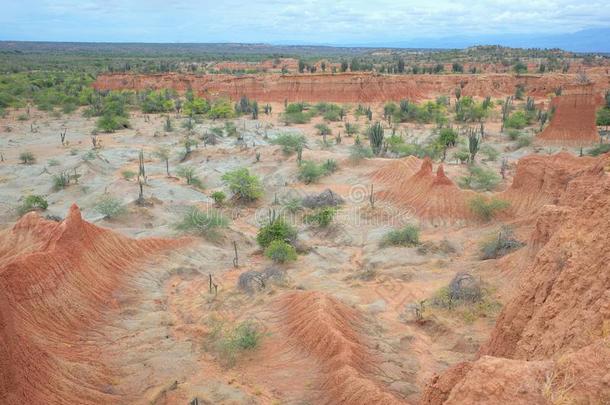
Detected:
left=1, top=0, right=609, bottom=43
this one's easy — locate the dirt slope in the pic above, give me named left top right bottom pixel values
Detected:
left=277, top=291, right=405, bottom=404
left=93, top=72, right=610, bottom=102
left=423, top=179, right=610, bottom=404
left=537, top=93, right=602, bottom=146
left=0, top=205, right=181, bottom=404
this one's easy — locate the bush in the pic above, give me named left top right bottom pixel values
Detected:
left=432, top=272, right=482, bottom=308
left=208, top=99, right=235, bottom=119
left=222, top=168, right=263, bottom=202
left=304, top=207, right=337, bottom=228
left=208, top=320, right=263, bottom=367
left=480, top=226, right=524, bottom=259
left=94, top=195, right=126, bottom=219
left=345, top=122, right=359, bottom=136
left=458, top=165, right=501, bottom=191
left=516, top=134, right=533, bottom=149
left=96, top=113, right=129, bottom=133
left=256, top=217, right=297, bottom=248
left=18, top=195, right=48, bottom=215
left=349, top=143, right=374, bottom=161
left=480, top=145, right=500, bottom=161
left=271, top=133, right=307, bottom=154
left=469, top=196, right=509, bottom=221
left=211, top=191, right=226, bottom=206
left=587, top=143, right=610, bottom=156
left=504, top=111, right=529, bottom=129
left=52, top=171, right=71, bottom=190
left=315, top=123, right=331, bottom=135
left=380, top=224, right=420, bottom=247
left=265, top=240, right=297, bottom=263
left=282, top=111, right=311, bottom=125
left=175, top=206, right=229, bottom=239
left=507, top=129, right=521, bottom=140
left=298, top=160, right=327, bottom=183
left=121, top=170, right=137, bottom=180
left=177, top=165, right=203, bottom=188
left=19, top=151, right=35, bottom=164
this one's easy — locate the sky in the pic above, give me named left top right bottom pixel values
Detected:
left=1, top=0, right=610, bottom=45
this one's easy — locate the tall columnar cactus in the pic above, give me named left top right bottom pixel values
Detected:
left=468, top=130, right=480, bottom=164
left=501, top=96, right=513, bottom=132
left=368, top=122, right=385, bottom=155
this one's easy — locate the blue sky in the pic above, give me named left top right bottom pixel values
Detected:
left=1, top=0, right=609, bottom=45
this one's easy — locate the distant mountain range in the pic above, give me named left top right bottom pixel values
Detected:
left=277, top=28, right=610, bottom=53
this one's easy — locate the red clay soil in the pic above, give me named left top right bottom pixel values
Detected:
left=0, top=204, right=182, bottom=404
left=276, top=291, right=405, bottom=405
left=422, top=180, right=610, bottom=404
left=500, top=152, right=608, bottom=217
left=372, top=156, right=422, bottom=184
left=92, top=72, right=610, bottom=103
left=376, top=158, right=475, bottom=224
left=537, top=93, right=603, bottom=146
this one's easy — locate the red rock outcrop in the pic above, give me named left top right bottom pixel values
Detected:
left=377, top=158, right=475, bottom=224
left=93, top=72, right=610, bottom=103
left=0, top=205, right=181, bottom=404
left=423, top=179, right=610, bottom=404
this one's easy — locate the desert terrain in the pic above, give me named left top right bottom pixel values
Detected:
left=1, top=44, right=609, bottom=405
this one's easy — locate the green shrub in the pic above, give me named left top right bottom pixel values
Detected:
left=380, top=224, right=420, bottom=247
left=504, top=111, right=529, bottom=129
left=322, top=159, right=338, bottom=173
left=458, top=165, right=501, bottom=191
left=587, top=143, right=610, bottom=156
left=256, top=217, right=297, bottom=248
left=208, top=319, right=264, bottom=367
left=177, top=165, right=203, bottom=188
left=469, top=196, right=509, bottom=222
left=183, top=97, right=210, bottom=115
left=52, top=171, right=71, bottom=190
left=265, top=240, right=297, bottom=263
left=315, top=123, right=332, bottom=135
left=480, top=145, right=500, bottom=161
left=121, top=170, right=137, bottom=180
left=208, top=99, right=235, bottom=119
left=175, top=206, right=229, bottom=239
left=480, top=226, right=524, bottom=259
left=516, top=134, right=533, bottom=149
left=304, top=207, right=337, bottom=227
left=507, top=129, right=521, bottom=140
left=345, top=122, right=359, bottom=136
left=96, top=113, right=129, bottom=133
left=18, top=195, right=48, bottom=215
left=283, top=198, right=303, bottom=213
left=19, top=151, right=35, bottom=164
left=282, top=111, right=312, bottom=125
left=349, top=143, right=374, bottom=161
left=271, top=133, right=307, bottom=154
left=211, top=191, right=226, bottom=206
left=94, top=195, right=126, bottom=219
left=298, top=160, right=327, bottom=183
left=141, top=90, right=174, bottom=113
left=222, top=168, right=263, bottom=202
left=47, top=159, right=60, bottom=167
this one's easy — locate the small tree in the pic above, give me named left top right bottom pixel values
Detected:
left=154, top=146, right=171, bottom=176
left=19, top=151, right=35, bottom=164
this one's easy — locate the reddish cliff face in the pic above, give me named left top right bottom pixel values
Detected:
left=537, top=93, right=602, bottom=146
left=93, top=72, right=609, bottom=102
left=0, top=205, right=181, bottom=404
left=423, top=178, right=610, bottom=404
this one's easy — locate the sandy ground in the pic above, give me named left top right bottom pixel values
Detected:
left=0, top=101, right=584, bottom=404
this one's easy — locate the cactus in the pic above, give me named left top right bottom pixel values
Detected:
left=367, top=122, right=385, bottom=155
left=468, top=129, right=480, bottom=164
